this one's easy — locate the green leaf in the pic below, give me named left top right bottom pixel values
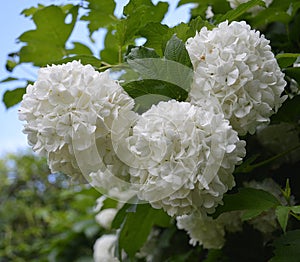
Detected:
left=276, top=206, right=290, bottom=232
left=270, top=230, right=300, bottom=262
left=164, top=35, right=192, bottom=68
left=284, top=67, right=300, bottom=83
left=100, top=29, right=121, bottom=64
left=126, top=46, right=160, bottom=60
left=276, top=53, right=300, bottom=68
left=21, top=4, right=46, bottom=17
left=213, top=188, right=280, bottom=219
left=5, top=59, right=17, bottom=72
left=139, top=23, right=171, bottom=56
left=0, top=77, right=18, bottom=83
left=115, top=0, right=169, bottom=48
left=127, top=58, right=193, bottom=93
left=271, top=95, right=300, bottom=123
left=290, top=206, right=300, bottom=214
left=187, top=16, right=215, bottom=37
left=215, top=0, right=265, bottom=23
left=81, top=0, right=116, bottom=33
left=68, top=42, right=94, bottom=56
left=19, top=5, right=78, bottom=66
left=122, top=79, right=188, bottom=113
left=52, top=55, right=102, bottom=68
left=119, top=203, right=170, bottom=258
left=3, top=87, right=26, bottom=109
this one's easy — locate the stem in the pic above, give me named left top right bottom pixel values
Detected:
left=250, top=144, right=300, bottom=170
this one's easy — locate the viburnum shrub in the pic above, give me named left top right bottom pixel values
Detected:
left=3, top=0, right=300, bottom=261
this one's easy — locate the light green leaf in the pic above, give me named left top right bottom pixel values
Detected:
left=276, top=206, right=291, bottom=232
left=19, top=5, right=78, bottom=66
left=290, top=206, right=300, bottom=214
left=276, top=53, right=300, bottom=68
left=100, top=29, right=121, bottom=64
left=216, top=0, right=265, bottom=23
left=213, top=188, right=280, bottom=219
left=270, top=230, right=300, bottom=262
left=81, top=0, right=116, bottom=33
left=119, top=203, right=170, bottom=258
left=3, top=87, right=26, bottom=109
left=115, top=0, right=169, bottom=48
left=164, top=35, right=192, bottom=68
left=187, top=16, right=215, bottom=37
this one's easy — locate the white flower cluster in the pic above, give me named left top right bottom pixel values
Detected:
left=186, top=20, right=286, bottom=135
left=126, top=100, right=245, bottom=216
left=19, top=61, right=134, bottom=179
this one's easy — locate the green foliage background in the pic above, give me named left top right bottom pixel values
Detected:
left=1, top=0, right=300, bottom=261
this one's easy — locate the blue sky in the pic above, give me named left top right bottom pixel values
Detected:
left=0, top=0, right=192, bottom=157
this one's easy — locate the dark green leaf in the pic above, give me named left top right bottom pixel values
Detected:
left=0, top=77, right=18, bottom=83
left=81, top=0, right=116, bottom=33
left=216, top=0, right=265, bottom=23
left=19, top=5, right=78, bottom=66
left=276, top=53, right=300, bottom=68
left=164, top=35, right=192, bottom=68
left=271, top=95, right=300, bottom=124
left=122, top=79, right=188, bottom=113
left=276, top=206, right=290, bottom=232
left=119, top=204, right=170, bottom=257
left=127, top=58, right=193, bottom=93
left=284, top=67, right=300, bottom=83
left=5, top=59, right=17, bottom=72
left=213, top=188, right=280, bottom=219
left=126, top=46, right=160, bottom=60
left=3, top=88, right=26, bottom=109
left=270, top=230, right=300, bottom=262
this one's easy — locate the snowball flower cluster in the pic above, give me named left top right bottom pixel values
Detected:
left=186, top=20, right=286, bottom=135
left=126, top=100, right=245, bottom=216
left=19, top=61, right=134, bottom=178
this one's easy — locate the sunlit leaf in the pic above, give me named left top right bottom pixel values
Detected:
left=3, top=88, right=26, bottom=109
left=276, top=53, right=300, bottom=68
left=81, top=0, right=116, bottom=33
left=19, top=5, right=78, bottom=66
